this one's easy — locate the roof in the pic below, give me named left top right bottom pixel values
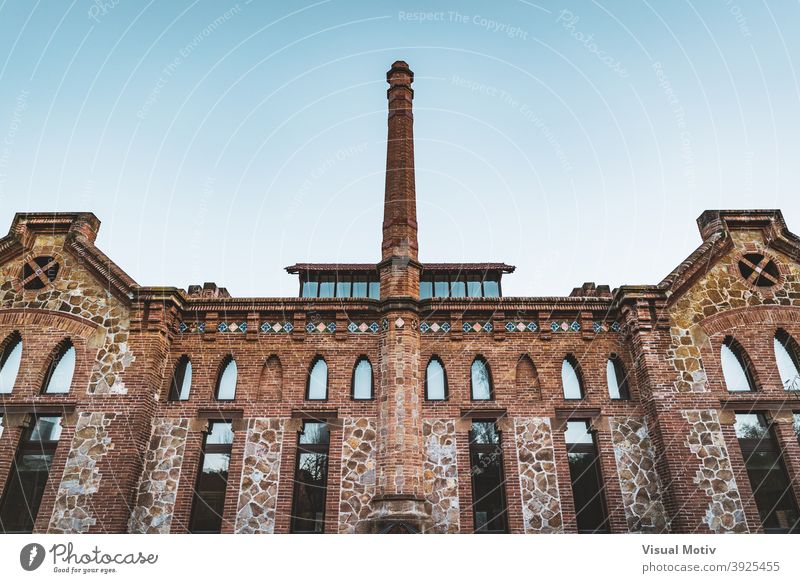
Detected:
left=285, top=262, right=516, bottom=274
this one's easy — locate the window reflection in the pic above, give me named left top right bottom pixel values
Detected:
left=215, top=358, right=237, bottom=401
left=565, top=420, right=609, bottom=533
left=352, top=358, right=373, bottom=400
left=42, top=342, right=76, bottom=394
left=291, top=422, right=330, bottom=533
left=425, top=358, right=446, bottom=401
left=469, top=420, right=508, bottom=533
left=774, top=331, right=800, bottom=391
left=561, top=357, right=584, bottom=399
left=721, top=338, right=756, bottom=392
left=189, top=421, right=233, bottom=533
left=0, top=332, right=22, bottom=394
left=471, top=358, right=493, bottom=400
left=307, top=358, right=328, bottom=400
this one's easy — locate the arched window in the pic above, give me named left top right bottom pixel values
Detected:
left=42, top=340, right=76, bottom=394
left=260, top=355, right=283, bottom=400
left=425, top=357, right=447, bottom=401
left=471, top=357, right=493, bottom=401
left=515, top=355, right=539, bottom=395
left=168, top=356, right=192, bottom=401
left=215, top=356, right=237, bottom=400
left=306, top=357, right=328, bottom=400
left=721, top=337, right=756, bottom=392
left=561, top=356, right=584, bottom=399
left=774, top=330, right=800, bottom=391
left=606, top=356, right=630, bottom=400
left=352, top=357, right=373, bottom=400
left=0, top=332, right=23, bottom=394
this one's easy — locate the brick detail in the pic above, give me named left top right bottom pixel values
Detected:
left=610, top=415, right=668, bottom=532
left=513, top=417, right=563, bottom=533
left=423, top=419, right=459, bottom=533
left=128, top=418, right=189, bottom=533
left=234, top=418, right=284, bottom=534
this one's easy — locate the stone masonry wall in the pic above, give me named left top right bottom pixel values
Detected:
left=682, top=409, right=748, bottom=533
left=234, top=418, right=284, bottom=534
left=610, top=415, right=668, bottom=532
left=338, top=417, right=377, bottom=533
left=0, top=235, right=133, bottom=394
left=513, top=417, right=563, bottom=533
left=128, top=418, right=189, bottom=533
left=47, top=412, right=113, bottom=533
left=422, top=419, right=459, bottom=533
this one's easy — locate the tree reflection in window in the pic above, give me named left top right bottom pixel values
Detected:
left=42, top=340, right=75, bottom=394
left=188, top=421, right=234, bottom=533
left=565, top=420, right=609, bottom=533
left=469, top=420, right=508, bottom=533
left=291, top=422, right=330, bottom=533
left=774, top=330, right=800, bottom=391
left=471, top=357, right=493, bottom=401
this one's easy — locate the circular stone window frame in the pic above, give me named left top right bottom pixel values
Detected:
left=731, top=249, right=783, bottom=293
left=15, top=250, right=65, bottom=294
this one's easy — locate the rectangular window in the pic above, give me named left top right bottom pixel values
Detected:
left=336, top=276, right=351, bottom=298
left=419, top=280, right=433, bottom=300
left=301, top=277, right=318, bottom=298
left=368, top=280, right=380, bottom=300
left=434, top=275, right=449, bottom=298
left=450, top=278, right=466, bottom=298
left=483, top=279, right=500, bottom=297
left=188, top=421, right=234, bottom=533
left=734, top=413, right=799, bottom=532
left=467, top=277, right=482, bottom=297
left=291, top=421, right=330, bottom=533
left=793, top=413, right=800, bottom=444
left=469, top=420, right=509, bottom=533
left=564, top=420, right=609, bottom=533
left=352, top=277, right=368, bottom=298
left=318, top=276, right=335, bottom=298
left=0, top=415, right=62, bottom=533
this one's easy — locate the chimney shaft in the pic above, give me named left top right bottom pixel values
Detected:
left=381, top=61, right=418, bottom=262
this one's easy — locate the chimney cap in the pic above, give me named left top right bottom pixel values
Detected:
left=387, top=61, right=414, bottom=85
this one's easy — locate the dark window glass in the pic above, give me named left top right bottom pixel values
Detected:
left=734, top=413, right=800, bottom=533
left=466, top=278, right=482, bottom=297
left=434, top=275, right=449, bottom=298
left=307, top=358, right=328, bottom=400
left=469, top=421, right=508, bottom=533
left=483, top=279, right=500, bottom=297
left=450, top=279, right=466, bottom=298
left=368, top=280, right=380, bottom=300
left=168, top=356, right=192, bottom=401
left=22, top=256, right=59, bottom=290
left=215, top=358, right=237, bottom=400
left=291, top=422, right=330, bottom=533
left=352, top=358, right=373, bottom=400
left=188, top=421, right=233, bottom=533
left=721, top=337, right=757, bottom=392
left=0, top=332, right=23, bottom=394
left=419, top=280, right=433, bottom=300
left=0, top=416, right=62, bottom=533
left=42, top=341, right=76, bottom=394
left=561, top=357, right=584, bottom=399
left=336, top=277, right=351, bottom=298
left=606, top=357, right=630, bottom=400
left=301, top=278, right=319, bottom=298
left=352, top=278, right=368, bottom=298
left=318, top=276, right=335, bottom=298
left=471, top=357, right=493, bottom=400
left=565, top=420, right=609, bottom=533
left=425, top=358, right=447, bottom=401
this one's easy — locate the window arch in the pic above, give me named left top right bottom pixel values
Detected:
left=515, top=354, right=539, bottom=395
left=774, top=330, right=800, bottom=391
left=471, top=356, right=493, bottom=401
left=42, top=339, right=76, bottom=394
left=168, top=356, right=192, bottom=401
left=0, top=331, right=23, bottom=394
left=561, top=355, right=584, bottom=400
left=306, top=357, right=328, bottom=400
left=352, top=357, right=373, bottom=400
left=425, top=357, right=447, bottom=401
left=721, top=337, right=757, bottom=393
left=215, top=356, right=237, bottom=400
left=606, top=355, right=630, bottom=400
left=260, top=355, right=283, bottom=400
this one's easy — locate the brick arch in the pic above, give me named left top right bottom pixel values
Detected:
left=698, top=305, right=800, bottom=395
left=515, top=354, right=540, bottom=397
left=259, top=354, right=283, bottom=401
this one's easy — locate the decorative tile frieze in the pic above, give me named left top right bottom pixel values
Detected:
left=550, top=320, right=581, bottom=332
left=462, top=321, right=493, bottom=333
left=305, top=321, right=336, bottom=333
left=178, top=321, right=205, bottom=334
left=504, top=321, right=538, bottom=333
left=347, top=321, right=380, bottom=334
left=260, top=322, right=293, bottom=334
left=217, top=322, right=247, bottom=333
left=420, top=321, right=451, bottom=334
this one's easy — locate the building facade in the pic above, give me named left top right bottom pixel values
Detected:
left=1, top=61, right=800, bottom=534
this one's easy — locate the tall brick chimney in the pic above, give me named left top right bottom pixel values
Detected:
left=368, top=61, right=431, bottom=532
left=379, top=61, right=421, bottom=300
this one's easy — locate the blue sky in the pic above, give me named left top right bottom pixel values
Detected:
left=0, top=0, right=798, bottom=296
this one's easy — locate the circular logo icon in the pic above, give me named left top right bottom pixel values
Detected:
left=19, top=543, right=46, bottom=571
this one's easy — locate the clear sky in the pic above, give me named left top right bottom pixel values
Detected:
left=0, top=0, right=798, bottom=297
